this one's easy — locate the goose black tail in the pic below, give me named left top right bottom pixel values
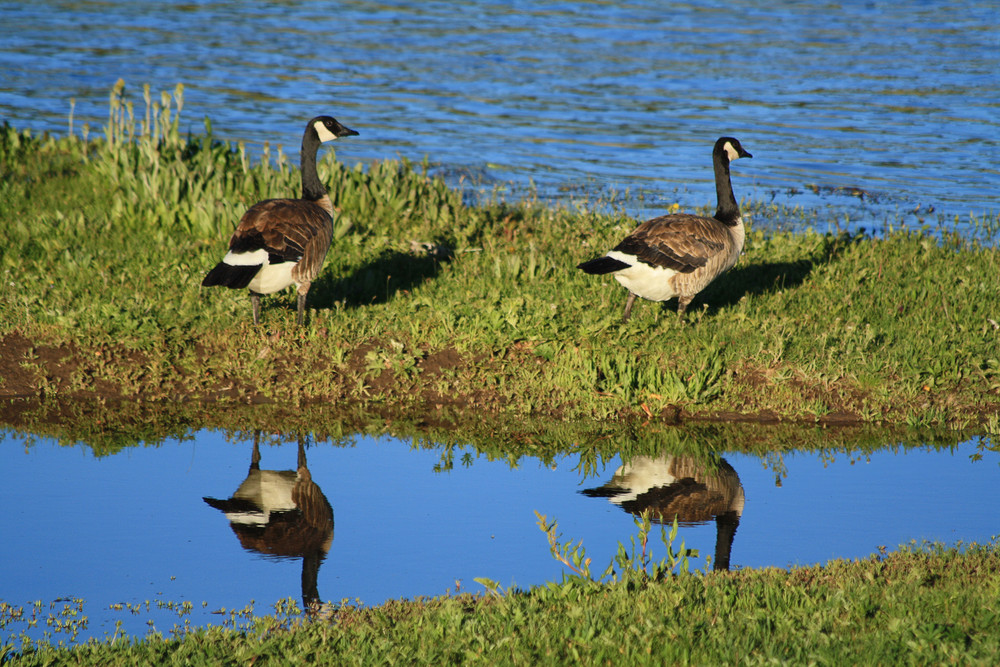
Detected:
left=578, top=256, right=631, bottom=275
left=202, top=262, right=260, bottom=289
left=579, top=486, right=624, bottom=498
left=203, top=496, right=261, bottom=513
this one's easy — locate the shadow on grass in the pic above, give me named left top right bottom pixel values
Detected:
left=673, top=230, right=862, bottom=316
left=702, top=259, right=816, bottom=311
left=310, top=248, right=451, bottom=311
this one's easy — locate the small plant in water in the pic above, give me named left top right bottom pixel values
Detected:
left=534, top=509, right=697, bottom=586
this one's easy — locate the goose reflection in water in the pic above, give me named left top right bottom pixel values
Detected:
left=582, top=455, right=744, bottom=571
left=203, top=433, right=333, bottom=612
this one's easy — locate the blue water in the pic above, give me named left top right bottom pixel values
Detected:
left=0, top=1, right=997, bottom=232
left=1, top=429, right=997, bottom=646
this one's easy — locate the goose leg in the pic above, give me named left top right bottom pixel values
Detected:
left=297, top=436, right=307, bottom=469
left=622, top=292, right=638, bottom=323
left=296, top=292, right=307, bottom=326
left=251, top=292, right=262, bottom=326
left=250, top=431, right=262, bottom=470
left=677, top=296, right=693, bottom=321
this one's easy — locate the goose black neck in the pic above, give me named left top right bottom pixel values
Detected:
left=713, top=510, right=740, bottom=571
left=713, top=154, right=741, bottom=225
left=300, top=129, right=327, bottom=202
left=301, top=550, right=324, bottom=610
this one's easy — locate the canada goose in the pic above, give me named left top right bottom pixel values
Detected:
left=578, top=137, right=752, bottom=322
left=203, top=433, right=334, bottom=612
left=202, top=116, right=359, bottom=325
left=582, top=454, right=744, bottom=570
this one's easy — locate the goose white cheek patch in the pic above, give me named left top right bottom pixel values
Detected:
left=314, top=123, right=339, bottom=143
left=724, top=142, right=741, bottom=162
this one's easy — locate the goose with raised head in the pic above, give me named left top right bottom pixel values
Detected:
left=578, top=136, right=752, bottom=322
left=202, top=115, right=359, bottom=325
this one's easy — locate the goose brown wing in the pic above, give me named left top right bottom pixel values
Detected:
left=615, top=214, right=728, bottom=273
left=619, top=478, right=725, bottom=524
left=233, top=199, right=333, bottom=275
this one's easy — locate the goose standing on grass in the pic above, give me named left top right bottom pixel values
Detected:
left=578, top=136, right=752, bottom=322
left=202, top=116, right=359, bottom=325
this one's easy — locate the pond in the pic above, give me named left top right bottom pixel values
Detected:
left=2, top=426, right=997, bottom=646
left=1, top=1, right=997, bottom=233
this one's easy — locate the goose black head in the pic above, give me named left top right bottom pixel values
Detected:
left=715, top=136, right=752, bottom=163
left=311, top=116, right=359, bottom=143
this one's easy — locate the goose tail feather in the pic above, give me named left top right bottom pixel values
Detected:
left=202, top=262, right=260, bottom=289
left=578, top=256, right=631, bottom=275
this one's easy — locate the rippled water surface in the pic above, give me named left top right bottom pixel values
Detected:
left=1, top=1, right=997, bottom=228
left=1, top=429, right=997, bottom=645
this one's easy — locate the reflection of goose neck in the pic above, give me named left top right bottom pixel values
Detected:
left=302, top=549, right=324, bottom=612
left=713, top=510, right=740, bottom=571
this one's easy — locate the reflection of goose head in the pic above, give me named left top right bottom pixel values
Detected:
left=582, top=455, right=743, bottom=570
left=204, top=434, right=333, bottom=611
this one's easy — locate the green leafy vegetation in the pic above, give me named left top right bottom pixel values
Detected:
left=5, top=538, right=1000, bottom=665
left=533, top=511, right=698, bottom=585
left=1, top=81, right=999, bottom=429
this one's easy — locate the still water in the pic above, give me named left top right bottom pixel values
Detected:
left=1, top=428, right=997, bottom=646
left=1, top=1, right=997, bottom=230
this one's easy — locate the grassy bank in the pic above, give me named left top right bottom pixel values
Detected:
left=0, top=393, right=982, bottom=464
left=5, top=539, right=1000, bottom=665
left=1, top=82, right=999, bottom=428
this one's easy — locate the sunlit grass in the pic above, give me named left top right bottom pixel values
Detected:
left=5, top=538, right=1000, bottom=665
left=1, top=82, right=999, bottom=428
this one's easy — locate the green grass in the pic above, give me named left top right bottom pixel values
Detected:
left=5, top=539, right=1000, bottom=665
left=1, top=81, right=999, bottom=428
